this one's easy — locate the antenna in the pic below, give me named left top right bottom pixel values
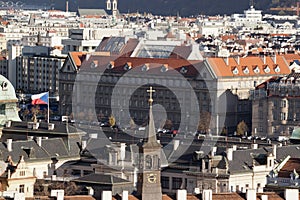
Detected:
left=66, top=0, right=69, bottom=12
left=250, top=0, right=254, bottom=7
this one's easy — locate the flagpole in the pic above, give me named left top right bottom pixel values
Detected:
left=47, top=92, right=50, bottom=124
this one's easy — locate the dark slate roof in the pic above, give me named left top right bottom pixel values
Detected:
left=84, top=138, right=134, bottom=164
left=73, top=173, right=131, bottom=185
left=0, top=138, right=79, bottom=164
left=168, top=140, right=226, bottom=164
left=228, top=144, right=300, bottom=174
left=40, top=138, right=69, bottom=157
left=3, top=121, right=86, bottom=136
left=96, top=37, right=138, bottom=56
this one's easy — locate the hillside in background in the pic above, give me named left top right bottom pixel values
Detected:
left=12, top=0, right=300, bottom=16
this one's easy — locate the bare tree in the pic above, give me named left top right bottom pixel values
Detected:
left=197, top=111, right=212, bottom=134
left=236, top=120, right=248, bottom=136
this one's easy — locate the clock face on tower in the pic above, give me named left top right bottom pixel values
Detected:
left=147, top=173, right=157, bottom=183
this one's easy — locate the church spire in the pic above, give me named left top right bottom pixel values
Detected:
left=143, top=86, right=161, bottom=148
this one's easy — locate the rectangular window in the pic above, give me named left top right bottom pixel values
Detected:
left=280, top=112, right=286, bottom=121
left=19, top=184, right=24, bottom=193
left=172, top=177, right=182, bottom=190
left=236, top=185, right=239, bottom=192
left=161, top=176, right=169, bottom=189
left=0, top=104, right=5, bottom=115
left=281, top=100, right=287, bottom=108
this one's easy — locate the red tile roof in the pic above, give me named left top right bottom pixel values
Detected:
left=70, top=52, right=87, bottom=68
left=212, top=193, right=244, bottom=200
left=64, top=196, right=96, bottom=200
left=221, top=35, right=237, bottom=42
left=282, top=53, right=300, bottom=65
left=257, top=192, right=284, bottom=200
left=206, top=55, right=290, bottom=78
left=80, top=56, right=202, bottom=77
left=278, top=158, right=300, bottom=178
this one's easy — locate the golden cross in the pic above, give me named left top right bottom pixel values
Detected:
left=147, top=86, right=155, bottom=105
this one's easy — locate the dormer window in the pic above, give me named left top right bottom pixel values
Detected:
left=232, top=67, right=239, bottom=75
left=107, top=61, right=114, bottom=69
left=90, top=60, right=98, bottom=68
left=141, top=63, right=149, bottom=71
left=264, top=65, right=270, bottom=73
left=180, top=67, right=188, bottom=74
left=161, top=64, right=168, bottom=72
left=242, top=66, right=249, bottom=74
left=274, top=65, right=280, bottom=73
left=253, top=66, right=260, bottom=74
left=124, top=62, right=132, bottom=71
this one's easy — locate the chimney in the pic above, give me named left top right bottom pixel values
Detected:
left=272, top=144, right=277, bottom=159
left=27, top=122, right=33, bottom=129
left=246, top=189, right=256, bottom=200
left=81, top=140, right=87, bottom=150
left=50, top=190, right=64, bottom=200
left=5, top=120, right=11, bottom=128
left=102, top=191, right=112, bottom=200
left=7, top=139, right=12, bottom=152
left=122, top=191, right=128, bottom=200
left=261, top=195, right=268, bottom=200
left=257, top=187, right=264, bottom=193
left=284, top=189, right=299, bottom=200
left=211, top=146, right=217, bottom=156
left=203, top=189, right=212, bottom=200
left=173, top=140, right=180, bottom=151
left=263, top=55, right=266, bottom=64
left=51, top=175, right=57, bottom=181
left=232, top=145, right=237, bottom=151
left=27, top=136, right=34, bottom=140
left=48, top=123, right=55, bottom=130
left=194, top=188, right=200, bottom=194
left=237, top=56, right=240, bottom=65
left=120, top=143, right=126, bottom=161
left=226, top=148, right=233, bottom=161
left=251, top=143, right=258, bottom=149
left=176, top=189, right=187, bottom=200
left=32, top=122, right=39, bottom=130
left=36, top=137, right=42, bottom=147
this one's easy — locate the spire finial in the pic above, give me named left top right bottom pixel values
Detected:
left=147, top=86, right=155, bottom=106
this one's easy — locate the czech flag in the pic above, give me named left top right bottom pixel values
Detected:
left=31, top=92, right=49, bottom=105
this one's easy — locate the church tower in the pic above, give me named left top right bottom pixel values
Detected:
left=137, top=86, right=162, bottom=200
left=106, top=0, right=118, bottom=22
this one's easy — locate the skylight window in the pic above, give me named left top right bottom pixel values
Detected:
left=180, top=67, right=188, bottom=74
left=161, top=64, right=168, bottom=72
left=107, top=61, right=114, bottom=69
left=124, top=62, right=132, bottom=70
left=90, top=60, right=98, bottom=68
left=141, top=64, right=149, bottom=71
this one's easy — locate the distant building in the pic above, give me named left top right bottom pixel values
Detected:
left=251, top=60, right=300, bottom=138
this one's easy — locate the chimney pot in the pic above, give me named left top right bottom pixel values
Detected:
left=36, top=137, right=42, bottom=147
left=7, top=139, right=12, bottom=152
